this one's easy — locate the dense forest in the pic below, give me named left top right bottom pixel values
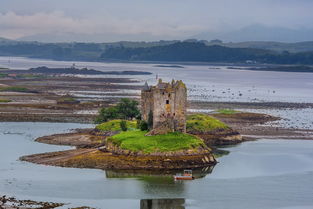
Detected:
left=1, top=39, right=313, bottom=64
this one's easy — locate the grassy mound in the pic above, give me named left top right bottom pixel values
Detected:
left=0, top=86, right=29, bottom=92
left=108, top=130, right=205, bottom=153
left=0, top=99, right=11, bottom=103
left=187, top=114, right=229, bottom=133
left=96, top=120, right=137, bottom=131
left=216, top=109, right=240, bottom=114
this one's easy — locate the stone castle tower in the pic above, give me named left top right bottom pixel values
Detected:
left=141, top=79, right=187, bottom=134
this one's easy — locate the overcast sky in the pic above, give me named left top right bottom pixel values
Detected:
left=1, top=0, right=313, bottom=41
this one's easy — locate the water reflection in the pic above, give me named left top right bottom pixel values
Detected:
left=105, top=166, right=215, bottom=181
left=140, top=198, right=185, bottom=209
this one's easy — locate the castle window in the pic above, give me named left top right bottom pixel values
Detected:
left=173, top=113, right=176, bottom=116
left=166, top=100, right=169, bottom=104
left=162, top=92, right=165, bottom=95
left=168, top=93, right=171, bottom=97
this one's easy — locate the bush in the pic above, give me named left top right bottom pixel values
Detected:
left=95, top=106, right=120, bottom=123
left=120, top=120, right=128, bottom=131
left=96, top=120, right=137, bottom=131
left=116, top=98, right=140, bottom=120
left=139, top=120, right=148, bottom=131
left=95, top=98, right=140, bottom=124
left=187, top=114, right=229, bottom=133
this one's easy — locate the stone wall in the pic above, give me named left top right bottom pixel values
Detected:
left=141, top=79, right=187, bottom=134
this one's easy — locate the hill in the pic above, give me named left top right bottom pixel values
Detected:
left=100, top=42, right=313, bottom=65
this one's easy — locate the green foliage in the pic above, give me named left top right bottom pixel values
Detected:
left=108, top=130, right=204, bottom=153
left=217, top=109, right=239, bottom=114
left=95, top=98, right=140, bottom=123
left=138, top=120, right=148, bottom=131
left=0, top=86, right=29, bottom=92
left=0, top=73, right=7, bottom=78
left=120, top=120, right=128, bottom=131
left=96, top=120, right=137, bottom=131
left=95, top=106, right=120, bottom=123
left=187, top=114, right=229, bottom=133
left=0, top=99, right=11, bottom=103
left=116, top=98, right=140, bottom=120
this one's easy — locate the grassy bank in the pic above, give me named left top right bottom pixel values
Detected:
left=96, top=119, right=137, bottom=131
left=0, top=86, right=29, bottom=92
left=108, top=130, right=205, bottom=153
left=187, top=114, right=229, bottom=133
left=216, top=109, right=239, bottom=115
left=0, top=99, right=11, bottom=103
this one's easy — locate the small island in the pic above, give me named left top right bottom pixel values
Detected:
left=21, top=79, right=242, bottom=172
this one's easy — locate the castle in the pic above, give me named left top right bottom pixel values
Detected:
left=141, top=79, right=187, bottom=135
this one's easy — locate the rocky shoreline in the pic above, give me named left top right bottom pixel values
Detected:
left=20, top=128, right=217, bottom=170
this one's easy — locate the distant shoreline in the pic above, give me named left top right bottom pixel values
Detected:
left=2, top=55, right=313, bottom=73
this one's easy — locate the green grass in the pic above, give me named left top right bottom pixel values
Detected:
left=108, top=130, right=204, bottom=153
left=0, top=99, right=11, bottom=103
left=19, top=74, right=44, bottom=79
left=0, top=86, right=29, bottom=92
left=57, top=97, right=77, bottom=102
left=0, top=73, right=8, bottom=78
left=216, top=109, right=239, bottom=114
left=96, top=120, right=137, bottom=131
left=187, top=114, right=229, bottom=133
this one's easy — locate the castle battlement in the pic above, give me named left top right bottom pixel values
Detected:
left=141, top=79, right=187, bottom=135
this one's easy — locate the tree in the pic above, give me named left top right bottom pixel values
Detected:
left=116, top=98, right=140, bottom=120
left=94, top=106, right=119, bottom=123
left=94, top=98, right=141, bottom=124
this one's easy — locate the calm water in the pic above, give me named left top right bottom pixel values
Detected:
left=1, top=56, right=313, bottom=103
left=1, top=57, right=313, bottom=208
left=1, top=122, right=313, bottom=209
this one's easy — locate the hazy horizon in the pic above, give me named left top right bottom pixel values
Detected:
left=1, top=0, right=313, bottom=42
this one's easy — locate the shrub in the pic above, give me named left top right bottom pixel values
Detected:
left=95, top=98, right=140, bottom=124
left=120, top=120, right=128, bottom=131
left=116, top=98, right=140, bottom=120
left=96, top=120, right=137, bottom=131
left=187, top=114, right=229, bottom=133
left=139, top=120, right=148, bottom=131
left=95, top=106, right=120, bottom=123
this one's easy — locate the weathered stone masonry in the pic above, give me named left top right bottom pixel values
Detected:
left=141, top=79, right=187, bottom=134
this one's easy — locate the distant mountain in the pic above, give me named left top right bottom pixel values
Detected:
left=205, top=41, right=313, bottom=53
left=193, top=24, right=313, bottom=43
left=0, top=37, right=15, bottom=43
left=17, top=32, right=178, bottom=43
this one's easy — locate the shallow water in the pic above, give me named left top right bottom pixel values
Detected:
left=1, top=122, right=313, bottom=209
left=1, top=56, right=313, bottom=103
